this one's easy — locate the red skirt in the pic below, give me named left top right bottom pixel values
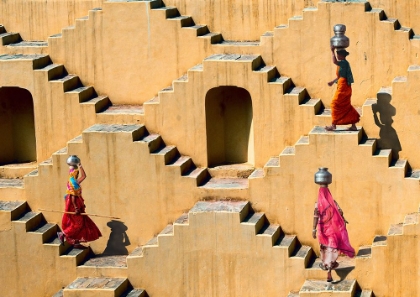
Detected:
left=331, top=77, right=360, bottom=125
left=62, top=194, right=102, bottom=244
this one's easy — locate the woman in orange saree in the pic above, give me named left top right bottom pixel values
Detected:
left=326, top=47, right=360, bottom=131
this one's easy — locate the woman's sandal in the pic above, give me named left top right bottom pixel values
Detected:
left=327, top=278, right=333, bottom=282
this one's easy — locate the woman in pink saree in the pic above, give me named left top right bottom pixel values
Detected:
left=312, top=185, right=355, bottom=282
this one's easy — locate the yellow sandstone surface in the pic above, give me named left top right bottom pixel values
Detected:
left=0, top=0, right=419, bottom=296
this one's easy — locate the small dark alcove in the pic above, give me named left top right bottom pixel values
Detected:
left=0, top=87, right=36, bottom=165
left=205, top=86, right=253, bottom=167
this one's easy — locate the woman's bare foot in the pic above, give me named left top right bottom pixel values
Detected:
left=327, top=270, right=333, bottom=282
left=325, top=125, right=336, bottom=131
left=346, top=124, right=357, bottom=131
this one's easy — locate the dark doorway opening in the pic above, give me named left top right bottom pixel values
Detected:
left=0, top=87, right=36, bottom=165
left=205, top=86, right=254, bottom=167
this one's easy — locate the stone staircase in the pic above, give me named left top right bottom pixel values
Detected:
left=0, top=54, right=143, bottom=177
left=272, top=0, right=420, bottom=105
left=360, top=64, right=420, bottom=168
left=143, top=53, right=324, bottom=168
left=126, top=200, right=374, bottom=296
left=356, top=210, right=420, bottom=262
left=48, top=2, right=222, bottom=49
left=0, top=24, right=48, bottom=54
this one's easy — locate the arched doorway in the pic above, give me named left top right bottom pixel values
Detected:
left=205, top=86, right=254, bottom=167
left=0, top=87, right=36, bottom=165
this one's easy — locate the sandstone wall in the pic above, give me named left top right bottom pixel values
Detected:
left=0, top=0, right=103, bottom=41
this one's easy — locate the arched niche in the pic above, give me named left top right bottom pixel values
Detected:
left=205, top=86, right=254, bottom=167
left=0, top=87, right=37, bottom=165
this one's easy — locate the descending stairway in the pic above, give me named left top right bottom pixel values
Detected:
left=0, top=24, right=48, bottom=54
left=0, top=54, right=144, bottom=178
left=126, top=200, right=375, bottom=296
left=127, top=200, right=315, bottom=296
left=271, top=0, right=420, bottom=105
left=143, top=53, right=324, bottom=168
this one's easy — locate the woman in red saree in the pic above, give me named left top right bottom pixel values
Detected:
left=57, top=156, right=101, bottom=248
left=312, top=185, right=355, bottom=282
left=326, top=47, right=360, bottom=131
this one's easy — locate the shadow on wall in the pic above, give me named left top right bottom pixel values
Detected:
left=371, top=92, right=401, bottom=160
left=101, top=220, right=131, bottom=256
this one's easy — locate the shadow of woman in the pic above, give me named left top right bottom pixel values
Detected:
left=102, top=220, right=131, bottom=256
left=371, top=92, right=402, bottom=160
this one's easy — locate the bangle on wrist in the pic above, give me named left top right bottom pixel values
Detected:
left=312, top=229, right=317, bottom=232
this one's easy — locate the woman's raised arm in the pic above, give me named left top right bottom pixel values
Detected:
left=77, top=164, right=87, bottom=184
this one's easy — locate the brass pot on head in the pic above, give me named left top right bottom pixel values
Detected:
left=314, top=168, right=332, bottom=185
left=330, top=24, right=349, bottom=51
left=66, top=155, right=80, bottom=166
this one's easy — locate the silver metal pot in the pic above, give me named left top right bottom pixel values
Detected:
left=314, top=167, right=332, bottom=185
left=330, top=24, right=349, bottom=49
left=66, top=155, right=80, bottom=166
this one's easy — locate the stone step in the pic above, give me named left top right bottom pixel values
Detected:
left=63, top=277, right=129, bottom=297
left=241, top=212, right=266, bottom=234
left=207, top=163, right=255, bottom=178
left=167, top=155, right=194, bottom=175
left=0, top=54, right=51, bottom=69
left=66, top=86, right=96, bottom=103
left=291, top=244, right=313, bottom=267
left=0, top=162, right=37, bottom=178
left=274, top=234, right=298, bottom=257
left=306, top=255, right=356, bottom=280
left=35, top=63, right=66, bottom=80
left=151, top=145, right=179, bottom=165
left=0, top=201, right=27, bottom=220
left=0, top=32, right=21, bottom=45
left=80, top=95, right=111, bottom=113
left=136, top=133, right=162, bottom=153
left=52, top=289, right=63, bottom=297
left=124, top=289, right=147, bottom=297
left=77, top=255, right=128, bottom=278
left=13, top=211, right=43, bottom=232
left=30, top=222, right=58, bottom=243
left=5, top=41, right=48, bottom=55
left=198, top=32, right=223, bottom=43
left=200, top=177, right=249, bottom=189
left=356, top=246, right=372, bottom=259
left=50, top=74, right=81, bottom=92
left=183, top=167, right=210, bottom=186
left=96, top=104, right=144, bottom=124
left=203, top=54, right=262, bottom=71
left=299, top=279, right=357, bottom=296
left=388, top=223, right=403, bottom=236
left=268, top=76, right=293, bottom=93
left=61, top=245, right=91, bottom=266
left=284, top=86, right=309, bottom=105
left=256, top=223, right=281, bottom=246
